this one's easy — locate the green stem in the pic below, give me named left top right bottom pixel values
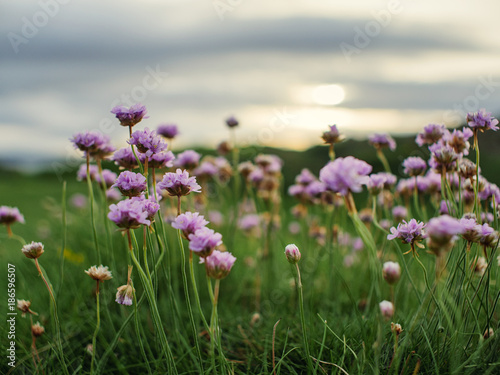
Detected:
left=86, top=153, right=101, bottom=263
left=58, top=181, right=67, bottom=299
left=295, top=263, right=313, bottom=373
left=189, top=250, right=210, bottom=331
left=176, top=229, right=204, bottom=371
left=128, top=231, right=177, bottom=374
left=91, top=281, right=100, bottom=374
left=34, top=259, right=69, bottom=375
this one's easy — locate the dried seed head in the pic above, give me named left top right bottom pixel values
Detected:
left=85, top=265, right=112, bottom=281
left=21, top=242, right=44, bottom=259
left=31, top=322, right=45, bottom=337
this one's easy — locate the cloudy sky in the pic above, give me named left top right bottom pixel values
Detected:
left=1, top=0, right=500, bottom=166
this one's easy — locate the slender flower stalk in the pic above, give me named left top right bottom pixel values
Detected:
left=176, top=229, right=204, bottom=371
left=285, top=244, right=313, bottom=372
left=21, top=242, right=69, bottom=375
left=127, top=231, right=178, bottom=373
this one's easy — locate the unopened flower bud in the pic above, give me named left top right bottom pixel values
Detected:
left=383, top=262, right=401, bottom=285
left=379, top=300, right=394, bottom=320
left=285, top=244, right=301, bottom=264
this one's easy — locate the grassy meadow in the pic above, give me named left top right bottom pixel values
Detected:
left=1, top=115, right=500, bottom=375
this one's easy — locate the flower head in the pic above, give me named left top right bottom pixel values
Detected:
left=285, top=244, right=301, bottom=264
left=157, top=123, right=179, bottom=139
left=108, top=199, right=151, bottom=229
left=321, top=125, right=345, bottom=145
left=225, top=116, right=239, bottom=128
left=31, top=322, right=45, bottom=337
left=403, top=156, right=427, bottom=177
left=85, top=265, right=112, bottom=281
left=369, top=133, right=396, bottom=151
left=238, top=214, right=261, bottom=235
left=426, top=215, right=464, bottom=255
left=201, top=250, right=236, bottom=279
left=382, top=262, right=401, bottom=285
left=188, top=227, right=223, bottom=257
left=21, top=242, right=44, bottom=259
left=128, top=127, right=167, bottom=157
left=116, top=266, right=134, bottom=306
left=112, top=171, right=147, bottom=197
left=319, top=156, right=372, bottom=196
left=445, top=128, right=473, bottom=155
left=113, top=147, right=139, bottom=170
left=141, top=151, right=175, bottom=169
left=0, top=206, right=25, bottom=226
left=17, top=300, right=37, bottom=317
left=71, top=131, right=114, bottom=159
left=174, top=150, right=201, bottom=170
left=171, top=211, right=209, bottom=238
left=429, top=142, right=459, bottom=173
left=387, top=219, right=426, bottom=255
left=379, top=300, right=394, bottom=320
left=131, top=196, right=160, bottom=222
left=466, top=109, right=499, bottom=132
left=111, top=104, right=148, bottom=128
left=158, top=169, right=201, bottom=197
left=416, top=124, right=446, bottom=146
left=365, top=173, right=387, bottom=195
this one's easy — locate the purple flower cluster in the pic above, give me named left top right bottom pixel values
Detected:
left=321, top=125, right=344, bottom=145
left=365, top=173, right=388, bottom=195
left=426, top=215, right=464, bottom=255
left=157, top=124, right=179, bottom=139
left=466, top=109, right=499, bottom=132
left=444, top=128, right=473, bottom=155
left=319, top=156, right=372, bottom=196
left=402, top=157, right=427, bottom=177
left=174, top=150, right=201, bottom=170
left=139, top=150, right=175, bottom=169
left=387, top=219, right=426, bottom=250
left=128, top=128, right=168, bottom=158
left=369, top=133, right=396, bottom=151
left=416, top=124, right=446, bottom=146
left=108, top=197, right=158, bottom=229
left=428, top=142, right=459, bottom=173
left=171, top=211, right=209, bottom=238
left=113, top=148, right=138, bottom=170
left=111, top=171, right=147, bottom=197
left=0, top=206, right=25, bottom=226
left=225, top=116, right=239, bottom=128
left=200, top=250, right=236, bottom=279
left=188, top=227, right=223, bottom=257
left=158, top=169, right=201, bottom=197
left=71, top=131, right=115, bottom=159
left=111, top=104, right=148, bottom=128
left=288, top=169, right=326, bottom=202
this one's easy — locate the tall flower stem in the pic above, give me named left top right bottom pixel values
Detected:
left=127, top=230, right=178, bottom=374
left=34, top=259, right=69, bottom=375
left=86, top=153, right=101, bottom=263
left=176, top=229, right=204, bottom=371
left=376, top=149, right=391, bottom=173
left=90, top=280, right=101, bottom=374
left=294, top=263, right=313, bottom=373
left=473, top=131, right=481, bottom=220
